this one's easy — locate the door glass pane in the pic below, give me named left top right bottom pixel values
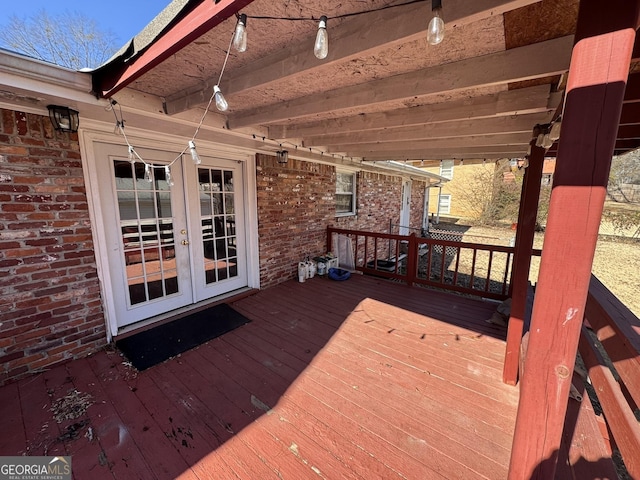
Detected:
left=199, top=167, right=239, bottom=285
left=114, top=160, right=180, bottom=306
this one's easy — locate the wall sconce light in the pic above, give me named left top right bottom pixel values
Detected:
left=47, top=105, right=79, bottom=133
left=277, top=150, right=289, bottom=164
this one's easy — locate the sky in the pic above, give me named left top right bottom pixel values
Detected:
left=0, top=0, right=172, bottom=46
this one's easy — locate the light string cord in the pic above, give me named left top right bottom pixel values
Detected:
left=110, top=1, right=436, bottom=173
left=243, top=0, right=427, bottom=21
left=109, top=27, right=236, bottom=173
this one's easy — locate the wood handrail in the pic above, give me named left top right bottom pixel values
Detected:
left=566, top=274, right=640, bottom=479
left=328, top=226, right=516, bottom=300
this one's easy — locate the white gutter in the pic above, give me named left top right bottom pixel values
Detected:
left=362, top=160, right=448, bottom=186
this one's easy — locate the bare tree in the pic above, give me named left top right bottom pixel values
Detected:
left=608, top=150, right=640, bottom=203
left=0, top=10, right=119, bottom=70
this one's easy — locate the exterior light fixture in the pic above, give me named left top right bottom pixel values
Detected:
left=189, top=140, right=202, bottom=164
left=277, top=150, right=289, bottom=164
left=213, top=85, right=228, bottom=112
left=47, top=105, right=79, bottom=132
left=314, top=16, right=329, bottom=59
left=549, top=119, right=561, bottom=141
left=427, top=0, right=445, bottom=46
left=233, top=14, right=248, bottom=52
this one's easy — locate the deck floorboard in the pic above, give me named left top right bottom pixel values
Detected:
left=0, top=275, right=520, bottom=479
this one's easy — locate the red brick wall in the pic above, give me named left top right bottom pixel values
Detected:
left=256, top=154, right=426, bottom=287
left=410, top=181, right=427, bottom=234
left=0, top=108, right=106, bottom=385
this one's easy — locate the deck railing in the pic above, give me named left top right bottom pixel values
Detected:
left=327, top=226, right=518, bottom=300
left=557, top=275, right=640, bottom=478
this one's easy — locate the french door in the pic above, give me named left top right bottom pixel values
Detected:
left=94, top=142, right=247, bottom=329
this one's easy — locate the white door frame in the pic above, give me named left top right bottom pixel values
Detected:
left=423, top=186, right=430, bottom=234
left=79, top=122, right=260, bottom=338
left=399, top=179, right=412, bottom=235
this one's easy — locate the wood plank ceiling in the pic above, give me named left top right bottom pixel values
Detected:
left=93, top=0, right=640, bottom=166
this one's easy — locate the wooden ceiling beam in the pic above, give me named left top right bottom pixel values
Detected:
left=356, top=145, right=527, bottom=160
left=334, top=132, right=531, bottom=154
left=165, top=0, right=543, bottom=114
left=304, top=112, right=548, bottom=147
left=228, top=35, right=573, bottom=129
left=269, top=85, right=558, bottom=139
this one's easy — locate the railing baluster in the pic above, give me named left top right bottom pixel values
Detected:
left=485, top=249, right=494, bottom=292
left=394, top=238, right=400, bottom=275
left=440, top=242, right=446, bottom=283
left=453, top=246, right=461, bottom=287
left=470, top=249, right=477, bottom=290
left=503, top=252, right=512, bottom=296
left=374, top=236, right=378, bottom=270
left=426, top=239, right=433, bottom=281
left=363, top=235, right=368, bottom=269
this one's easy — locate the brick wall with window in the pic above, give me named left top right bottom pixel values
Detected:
left=0, top=108, right=106, bottom=385
left=256, top=154, right=425, bottom=287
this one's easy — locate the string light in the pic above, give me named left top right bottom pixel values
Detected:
left=213, top=85, right=229, bottom=112
left=427, top=0, right=445, bottom=46
left=109, top=0, right=419, bottom=181
left=144, top=163, right=153, bottom=183
left=165, top=165, right=175, bottom=187
left=314, top=16, right=329, bottom=59
left=549, top=118, right=561, bottom=141
left=232, top=14, right=248, bottom=52
left=188, top=140, right=202, bottom=164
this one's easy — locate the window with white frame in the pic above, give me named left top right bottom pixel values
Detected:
left=438, top=194, right=451, bottom=215
left=440, top=159, right=454, bottom=179
left=336, top=171, right=357, bottom=216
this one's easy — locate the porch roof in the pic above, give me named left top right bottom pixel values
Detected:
left=90, top=0, right=640, bottom=166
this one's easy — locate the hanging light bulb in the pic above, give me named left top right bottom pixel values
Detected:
left=213, top=85, right=228, bottom=112
left=542, top=134, right=554, bottom=149
left=314, top=16, right=329, bottom=60
left=165, top=165, right=174, bottom=187
left=427, top=0, right=445, bottom=46
left=549, top=120, right=561, bottom=141
left=144, top=163, right=153, bottom=183
left=128, top=145, right=135, bottom=164
left=189, top=140, right=201, bottom=165
left=232, top=14, right=248, bottom=52
left=536, top=133, right=545, bottom=147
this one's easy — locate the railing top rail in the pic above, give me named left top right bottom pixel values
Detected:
left=328, top=226, right=515, bottom=253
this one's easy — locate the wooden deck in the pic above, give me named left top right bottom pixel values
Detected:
left=0, top=274, right=519, bottom=479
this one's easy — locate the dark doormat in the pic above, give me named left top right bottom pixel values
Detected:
left=116, top=303, right=251, bottom=371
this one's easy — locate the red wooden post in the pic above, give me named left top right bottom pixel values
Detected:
left=503, top=136, right=546, bottom=385
left=508, top=1, right=640, bottom=478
